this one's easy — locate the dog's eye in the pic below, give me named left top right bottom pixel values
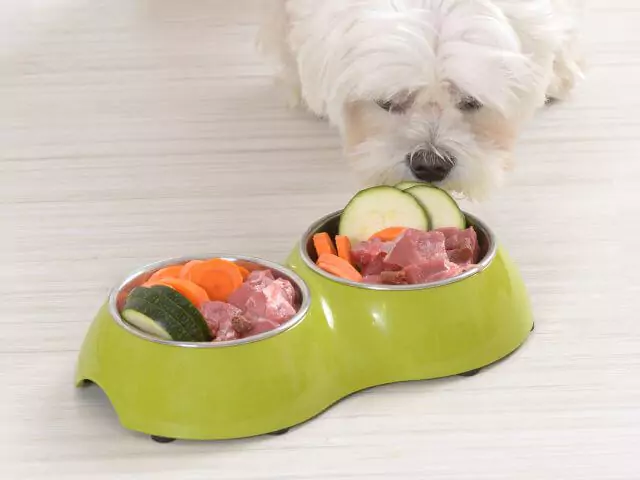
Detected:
left=457, top=96, right=483, bottom=112
left=376, top=99, right=404, bottom=113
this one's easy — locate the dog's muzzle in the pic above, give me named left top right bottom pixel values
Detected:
left=407, top=147, right=456, bottom=182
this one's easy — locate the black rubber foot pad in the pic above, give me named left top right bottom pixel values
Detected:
left=151, top=435, right=176, bottom=443
left=269, top=428, right=290, bottom=436
left=531, top=322, right=535, bottom=332
left=458, top=368, right=482, bottom=377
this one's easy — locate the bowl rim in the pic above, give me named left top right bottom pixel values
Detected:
left=108, top=255, right=311, bottom=348
left=298, top=210, right=497, bottom=291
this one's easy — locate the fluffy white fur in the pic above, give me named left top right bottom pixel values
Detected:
left=259, top=0, right=583, bottom=199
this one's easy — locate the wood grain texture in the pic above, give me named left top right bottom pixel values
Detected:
left=1, top=1, right=639, bottom=478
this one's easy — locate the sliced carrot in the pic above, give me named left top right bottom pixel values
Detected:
left=313, top=232, right=337, bottom=257
left=369, top=227, right=407, bottom=242
left=317, top=253, right=363, bottom=282
left=236, top=265, right=250, bottom=280
left=335, top=235, right=352, bottom=263
left=179, top=260, right=204, bottom=279
left=144, top=277, right=210, bottom=308
left=148, top=265, right=183, bottom=282
left=184, top=258, right=243, bottom=301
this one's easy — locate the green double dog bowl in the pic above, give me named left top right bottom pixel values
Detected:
left=75, top=211, right=533, bottom=441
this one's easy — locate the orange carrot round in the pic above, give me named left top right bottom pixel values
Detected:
left=144, top=277, right=210, bottom=308
left=313, top=232, right=337, bottom=257
left=317, top=253, right=363, bottom=282
left=369, top=227, right=407, bottom=242
left=179, top=260, right=204, bottom=279
left=184, top=258, right=243, bottom=301
left=236, top=265, right=250, bottom=280
left=148, top=265, right=183, bottom=282
left=335, top=235, right=352, bottom=263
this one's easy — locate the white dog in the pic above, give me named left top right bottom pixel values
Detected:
left=259, top=0, right=583, bottom=199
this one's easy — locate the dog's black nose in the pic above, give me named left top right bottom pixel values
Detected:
left=407, top=148, right=455, bottom=182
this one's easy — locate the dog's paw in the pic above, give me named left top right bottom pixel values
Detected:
left=546, top=69, right=581, bottom=102
left=273, top=75, right=304, bottom=110
left=284, top=85, right=304, bottom=110
left=546, top=47, right=585, bottom=102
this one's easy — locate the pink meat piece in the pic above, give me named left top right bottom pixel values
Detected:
left=351, top=238, right=388, bottom=268
left=437, top=227, right=480, bottom=264
left=262, top=281, right=297, bottom=324
left=231, top=315, right=253, bottom=335
left=361, top=254, right=386, bottom=276
left=228, top=284, right=266, bottom=314
left=245, top=269, right=275, bottom=290
left=362, top=275, right=381, bottom=284
left=200, top=301, right=242, bottom=337
left=429, top=266, right=466, bottom=281
left=360, top=253, right=403, bottom=276
left=380, top=270, right=408, bottom=285
left=349, top=227, right=480, bottom=286
left=228, top=271, right=297, bottom=325
left=352, top=237, right=404, bottom=276
left=201, top=270, right=299, bottom=341
left=273, top=278, right=296, bottom=305
left=215, top=319, right=240, bottom=342
left=403, top=258, right=446, bottom=283
left=404, top=258, right=464, bottom=284
left=447, top=247, right=475, bottom=265
left=245, top=317, right=281, bottom=336
left=436, top=227, right=465, bottom=248
left=227, top=270, right=274, bottom=312
left=385, top=229, right=447, bottom=268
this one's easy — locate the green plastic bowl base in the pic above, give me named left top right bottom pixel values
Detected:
left=75, top=242, right=533, bottom=441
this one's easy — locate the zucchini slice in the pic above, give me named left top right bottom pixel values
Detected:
left=338, top=186, right=429, bottom=243
left=405, top=185, right=465, bottom=229
left=123, top=286, right=211, bottom=342
left=122, top=309, right=173, bottom=340
left=394, top=181, right=423, bottom=191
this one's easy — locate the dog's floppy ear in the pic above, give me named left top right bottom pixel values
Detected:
left=441, top=45, right=540, bottom=116
left=479, top=0, right=573, bottom=109
left=294, top=9, right=440, bottom=126
left=436, top=2, right=555, bottom=116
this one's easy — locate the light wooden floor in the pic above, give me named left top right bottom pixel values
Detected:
left=2, top=1, right=639, bottom=478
